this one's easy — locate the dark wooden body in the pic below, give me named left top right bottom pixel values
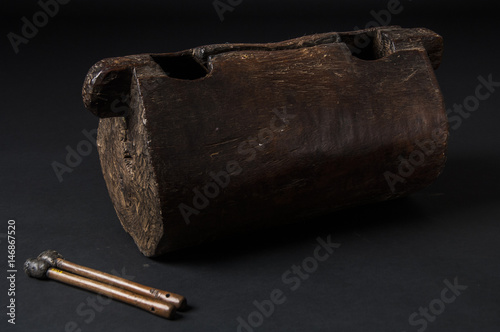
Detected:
left=83, top=26, right=448, bottom=256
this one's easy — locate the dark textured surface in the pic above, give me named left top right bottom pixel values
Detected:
left=2, top=1, right=500, bottom=331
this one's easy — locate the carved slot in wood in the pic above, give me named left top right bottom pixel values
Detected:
left=151, top=54, right=209, bottom=80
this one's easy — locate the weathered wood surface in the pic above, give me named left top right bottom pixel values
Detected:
left=83, top=26, right=448, bottom=256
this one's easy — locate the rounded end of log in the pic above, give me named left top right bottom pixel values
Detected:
left=82, top=55, right=155, bottom=118
left=24, top=258, right=50, bottom=279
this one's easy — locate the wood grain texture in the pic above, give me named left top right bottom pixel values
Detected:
left=83, top=26, right=448, bottom=256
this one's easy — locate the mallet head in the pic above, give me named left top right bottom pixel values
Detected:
left=37, top=249, right=63, bottom=266
left=24, top=258, right=50, bottom=279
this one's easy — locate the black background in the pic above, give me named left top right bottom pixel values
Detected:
left=2, top=1, right=500, bottom=331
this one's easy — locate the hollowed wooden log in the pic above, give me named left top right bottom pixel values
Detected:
left=82, top=26, right=448, bottom=256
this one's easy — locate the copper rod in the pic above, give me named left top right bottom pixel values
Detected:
left=56, top=258, right=186, bottom=310
left=37, top=250, right=187, bottom=310
left=24, top=258, right=176, bottom=319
